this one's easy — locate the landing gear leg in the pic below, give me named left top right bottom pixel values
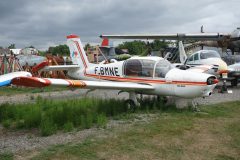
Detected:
left=157, top=96, right=168, bottom=104
left=220, top=79, right=228, bottom=93
left=125, top=92, right=140, bottom=111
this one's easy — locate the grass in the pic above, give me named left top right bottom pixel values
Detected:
left=29, top=101, right=240, bottom=160
left=0, top=86, right=67, bottom=96
left=0, top=152, right=14, bottom=160
left=1, top=97, right=167, bottom=136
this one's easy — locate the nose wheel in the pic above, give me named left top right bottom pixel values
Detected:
left=219, top=79, right=228, bottom=93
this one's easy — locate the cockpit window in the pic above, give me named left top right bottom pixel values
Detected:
left=194, top=53, right=199, bottom=61
left=124, top=59, right=155, bottom=77
left=188, top=55, right=194, bottom=62
left=155, top=60, right=172, bottom=78
left=200, top=51, right=220, bottom=59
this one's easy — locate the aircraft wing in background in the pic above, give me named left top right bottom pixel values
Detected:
left=100, top=33, right=229, bottom=41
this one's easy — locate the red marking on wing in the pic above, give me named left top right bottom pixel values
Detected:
left=11, top=77, right=51, bottom=87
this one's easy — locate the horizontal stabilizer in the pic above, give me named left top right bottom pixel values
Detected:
left=41, top=65, right=80, bottom=71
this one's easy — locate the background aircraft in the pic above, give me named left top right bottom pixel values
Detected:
left=178, top=41, right=240, bottom=87
left=100, top=27, right=240, bottom=54
left=12, top=35, right=219, bottom=107
left=0, top=71, right=31, bottom=87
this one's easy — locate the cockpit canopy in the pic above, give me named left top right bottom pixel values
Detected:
left=200, top=50, right=220, bottom=59
left=124, top=58, right=172, bottom=78
left=188, top=50, right=220, bottom=62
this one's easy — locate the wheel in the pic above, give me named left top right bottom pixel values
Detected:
left=125, top=99, right=136, bottom=112
left=231, top=78, right=238, bottom=87
left=157, top=96, right=168, bottom=104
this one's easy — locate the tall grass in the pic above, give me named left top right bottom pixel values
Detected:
left=0, top=97, right=168, bottom=136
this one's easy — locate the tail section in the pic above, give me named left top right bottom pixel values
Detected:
left=67, top=34, right=90, bottom=69
left=178, top=41, right=187, bottom=64
left=101, top=38, right=109, bottom=47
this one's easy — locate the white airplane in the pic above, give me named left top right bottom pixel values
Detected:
left=11, top=35, right=219, bottom=107
left=177, top=41, right=240, bottom=88
left=177, top=41, right=228, bottom=76
left=0, top=71, right=32, bottom=87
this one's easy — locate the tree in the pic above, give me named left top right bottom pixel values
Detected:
left=117, top=40, right=147, bottom=55
left=48, top=44, right=70, bottom=56
left=38, top=50, right=47, bottom=56
left=84, top=43, right=91, bottom=51
left=27, top=45, right=35, bottom=48
left=8, top=44, right=16, bottom=49
left=151, top=40, right=168, bottom=51
left=117, top=40, right=168, bottom=55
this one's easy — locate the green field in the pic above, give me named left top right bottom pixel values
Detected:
left=0, top=100, right=239, bottom=160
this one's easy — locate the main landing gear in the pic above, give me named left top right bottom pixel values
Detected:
left=123, top=92, right=168, bottom=112
left=124, top=92, right=140, bottom=111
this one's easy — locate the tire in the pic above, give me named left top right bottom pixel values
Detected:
left=231, top=78, right=238, bottom=87
left=125, top=99, right=136, bottom=112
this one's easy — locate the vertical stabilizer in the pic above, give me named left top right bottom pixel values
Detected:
left=178, top=41, right=187, bottom=64
left=66, top=34, right=90, bottom=69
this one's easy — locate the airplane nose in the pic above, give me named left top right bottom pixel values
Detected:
left=218, top=60, right=228, bottom=74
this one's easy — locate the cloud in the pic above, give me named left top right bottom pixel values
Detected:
left=0, top=0, right=239, bottom=50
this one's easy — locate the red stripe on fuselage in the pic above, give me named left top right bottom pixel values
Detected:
left=85, top=73, right=207, bottom=86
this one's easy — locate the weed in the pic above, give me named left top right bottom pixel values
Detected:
left=63, top=122, right=74, bottom=132
left=2, top=119, right=11, bottom=128
left=96, top=114, right=107, bottom=128
left=40, top=118, right=57, bottom=136
left=0, top=152, right=14, bottom=160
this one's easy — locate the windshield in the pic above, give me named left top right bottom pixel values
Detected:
left=155, top=60, right=172, bottom=78
left=200, top=51, right=220, bottom=59
left=124, top=59, right=155, bottom=77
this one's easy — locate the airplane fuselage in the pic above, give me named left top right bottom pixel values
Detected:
left=68, top=57, right=217, bottom=98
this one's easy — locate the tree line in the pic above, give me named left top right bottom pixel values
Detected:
left=46, top=40, right=168, bottom=56
left=1, top=40, right=168, bottom=56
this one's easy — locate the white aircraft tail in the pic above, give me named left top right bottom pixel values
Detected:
left=67, top=35, right=90, bottom=69
left=178, top=41, right=188, bottom=64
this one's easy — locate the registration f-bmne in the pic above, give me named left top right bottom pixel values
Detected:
left=12, top=35, right=219, bottom=107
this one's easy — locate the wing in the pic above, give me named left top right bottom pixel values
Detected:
left=40, top=65, right=80, bottom=71
left=0, top=71, right=32, bottom=87
left=100, top=33, right=229, bottom=41
left=11, top=77, right=154, bottom=91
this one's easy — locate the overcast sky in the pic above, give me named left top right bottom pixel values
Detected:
left=0, top=0, right=239, bottom=50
